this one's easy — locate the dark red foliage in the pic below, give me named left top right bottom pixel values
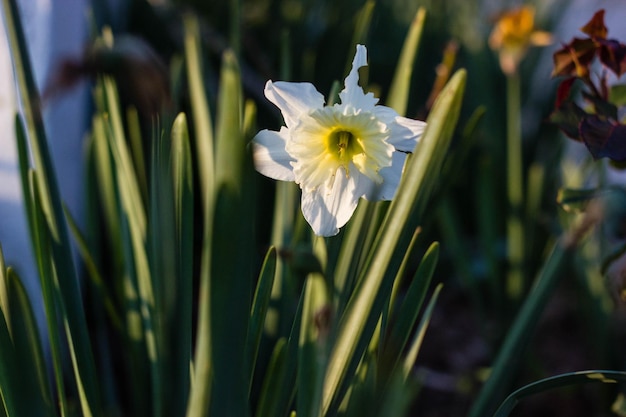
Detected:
left=580, top=116, right=626, bottom=161
left=550, top=9, right=626, bottom=163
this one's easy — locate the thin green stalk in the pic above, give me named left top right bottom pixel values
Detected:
left=506, top=71, right=525, bottom=301
left=469, top=238, right=570, bottom=417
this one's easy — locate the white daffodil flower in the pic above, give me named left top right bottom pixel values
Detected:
left=252, top=44, right=426, bottom=236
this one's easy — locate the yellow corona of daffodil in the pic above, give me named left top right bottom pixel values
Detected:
left=489, top=5, right=552, bottom=74
left=252, top=45, right=426, bottom=236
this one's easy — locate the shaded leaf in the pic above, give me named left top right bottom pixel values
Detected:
left=554, top=77, right=576, bottom=109
left=598, top=38, right=626, bottom=76
left=609, top=84, right=626, bottom=107
left=580, top=115, right=626, bottom=160
left=494, top=370, right=626, bottom=417
left=556, top=187, right=601, bottom=212
left=548, top=101, right=586, bottom=140
left=582, top=91, right=618, bottom=119
left=580, top=9, right=608, bottom=39
left=247, top=247, right=277, bottom=394
left=552, top=38, right=596, bottom=78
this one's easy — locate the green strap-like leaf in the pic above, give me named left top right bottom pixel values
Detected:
left=386, top=7, right=427, bottom=116
left=494, top=370, right=626, bottom=417
left=5, top=269, right=53, bottom=415
left=2, top=0, right=101, bottom=412
left=469, top=240, right=570, bottom=417
left=402, top=283, right=443, bottom=378
left=247, top=247, right=278, bottom=394
left=171, top=112, right=195, bottom=416
left=183, top=14, right=215, bottom=211
left=322, top=69, right=466, bottom=415
left=297, top=273, right=330, bottom=417
left=383, top=242, right=439, bottom=377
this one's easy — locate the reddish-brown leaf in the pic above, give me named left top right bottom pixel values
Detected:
left=552, top=38, right=596, bottom=77
left=580, top=115, right=626, bottom=161
left=554, top=77, right=576, bottom=108
left=580, top=9, right=608, bottom=39
left=598, top=39, right=626, bottom=76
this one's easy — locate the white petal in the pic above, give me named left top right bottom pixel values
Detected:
left=339, top=45, right=378, bottom=112
left=265, top=80, right=325, bottom=129
left=390, top=116, right=426, bottom=152
left=300, top=170, right=361, bottom=236
left=364, top=152, right=407, bottom=201
left=371, top=104, right=398, bottom=124
left=252, top=127, right=295, bottom=181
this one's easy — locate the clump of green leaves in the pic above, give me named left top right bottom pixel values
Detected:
left=0, top=1, right=469, bottom=416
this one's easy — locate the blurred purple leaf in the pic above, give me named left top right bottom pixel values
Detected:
left=549, top=101, right=586, bottom=140
left=580, top=116, right=626, bottom=160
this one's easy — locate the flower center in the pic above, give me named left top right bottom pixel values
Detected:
left=329, top=130, right=363, bottom=166
left=286, top=106, right=393, bottom=192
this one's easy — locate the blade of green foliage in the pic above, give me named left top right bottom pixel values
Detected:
left=215, top=50, right=244, bottom=189
left=255, top=338, right=289, bottom=417
left=102, top=77, right=161, bottom=415
left=469, top=240, right=571, bottom=417
left=91, top=114, right=124, bottom=270
left=383, top=242, right=439, bottom=376
left=102, top=78, right=147, bottom=236
left=65, top=206, right=123, bottom=331
left=322, top=69, right=466, bottom=415
left=386, top=227, right=422, bottom=324
left=30, top=172, right=69, bottom=416
left=267, top=180, right=300, bottom=338
left=494, top=370, right=626, bottom=417
left=2, top=0, right=101, bottom=412
left=613, top=393, right=626, bottom=416
left=185, top=20, right=218, bottom=415
left=92, top=110, right=150, bottom=415
left=556, top=187, right=600, bottom=212
left=386, top=7, right=426, bottom=116
left=171, top=113, right=195, bottom=416
left=209, top=50, right=253, bottom=417
left=184, top=14, right=215, bottom=209
left=126, top=107, right=148, bottom=205
left=377, top=227, right=423, bottom=381
left=0, top=247, right=7, bottom=325
left=0, top=248, right=14, bottom=417
left=332, top=201, right=375, bottom=313
left=149, top=120, right=177, bottom=417
left=257, top=295, right=304, bottom=417
left=4, top=269, right=52, bottom=415
left=247, top=247, right=278, bottom=394
left=402, top=282, right=443, bottom=378
left=0, top=309, right=20, bottom=416
left=13, top=116, right=34, bottom=247
left=343, top=352, right=377, bottom=417
left=374, top=370, right=419, bottom=417
left=298, top=273, right=330, bottom=417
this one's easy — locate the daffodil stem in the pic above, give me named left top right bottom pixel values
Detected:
left=506, top=71, right=525, bottom=300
